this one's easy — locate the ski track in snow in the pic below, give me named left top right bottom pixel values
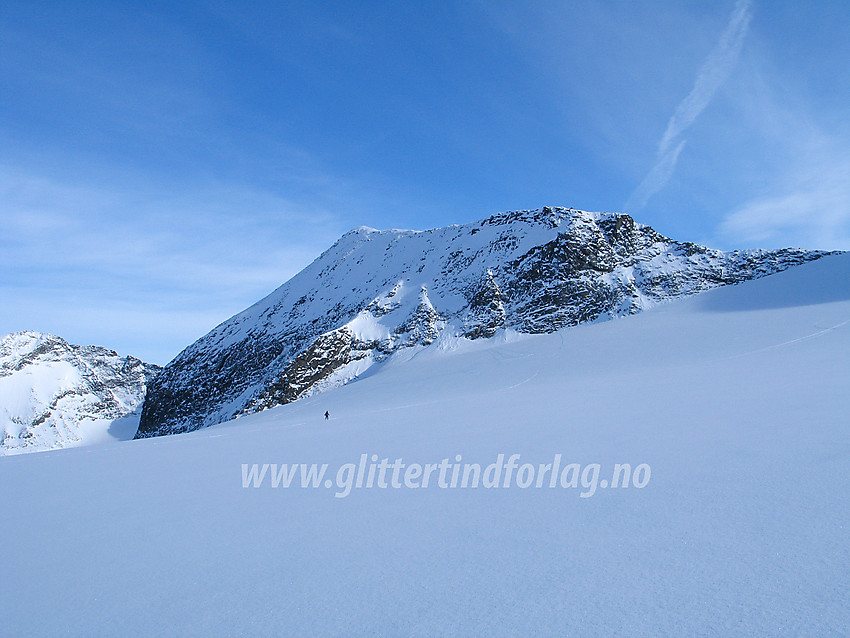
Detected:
left=499, top=370, right=540, bottom=391
left=726, top=318, right=850, bottom=361
left=756, top=318, right=850, bottom=351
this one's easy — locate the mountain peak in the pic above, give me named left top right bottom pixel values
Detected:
left=137, top=208, right=832, bottom=438
left=1, top=329, right=65, bottom=353
left=1, top=332, right=161, bottom=454
left=481, top=205, right=573, bottom=228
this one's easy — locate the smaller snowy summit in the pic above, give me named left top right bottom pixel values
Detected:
left=0, top=331, right=161, bottom=455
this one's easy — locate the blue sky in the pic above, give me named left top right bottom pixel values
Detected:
left=2, top=0, right=849, bottom=364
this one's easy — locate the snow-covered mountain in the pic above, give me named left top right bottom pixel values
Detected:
left=138, top=206, right=831, bottom=438
left=0, top=331, right=161, bottom=455
left=3, top=253, right=848, bottom=635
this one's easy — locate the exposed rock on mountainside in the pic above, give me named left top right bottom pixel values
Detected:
left=0, top=331, right=161, bottom=454
left=137, top=207, right=830, bottom=438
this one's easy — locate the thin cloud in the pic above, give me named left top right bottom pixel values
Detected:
left=659, top=0, right=753, bottom=156
left=0, top=166, right=348, bottom=363
left=627, top=0, right=753, bottom=210
left=625, top=140, right=686, bottom=213
left=720, top=157, right=850, bottom=251
left=712, top=54, right=850, bottom=251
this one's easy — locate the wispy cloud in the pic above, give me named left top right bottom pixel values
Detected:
left=627, top=0, right=753, bottom=210
left=720, top=152, right=850, bottom=251
left=623, top=140, right=687, bottom=216
left=711, top=51, right=850, bottom=252
left=0, top=167, right=349, bottom=363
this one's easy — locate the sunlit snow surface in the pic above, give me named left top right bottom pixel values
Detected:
left=1, top=254, right=849, bottom=635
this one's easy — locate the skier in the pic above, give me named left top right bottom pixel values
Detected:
left=324, top=411, right=329, bottom=420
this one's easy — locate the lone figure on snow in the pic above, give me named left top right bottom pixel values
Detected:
left=324, top=411, right=329, bottom=420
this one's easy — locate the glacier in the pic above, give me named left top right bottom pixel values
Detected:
left=1, top=252, right=848, bottom=635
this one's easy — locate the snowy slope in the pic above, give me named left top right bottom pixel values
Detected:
left=0, top=332, right=160, bottom=455
left=138, top=207, right=829, bottom=437
left=1, top=253, right=848, bottom=635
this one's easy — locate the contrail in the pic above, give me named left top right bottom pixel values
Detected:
left=626, top=140, right=687, bottom=213
left=626, top=0, right=753, bottom=210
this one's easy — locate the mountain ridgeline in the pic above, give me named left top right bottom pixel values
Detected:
left=136, top=207, right=829, bottom=438
left=1, top=331, right=161, bottom=454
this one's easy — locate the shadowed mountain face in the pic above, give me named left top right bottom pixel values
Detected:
left=137, top=207, right=831, bottom=438
left=1, top=331, right=161, bottom=454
